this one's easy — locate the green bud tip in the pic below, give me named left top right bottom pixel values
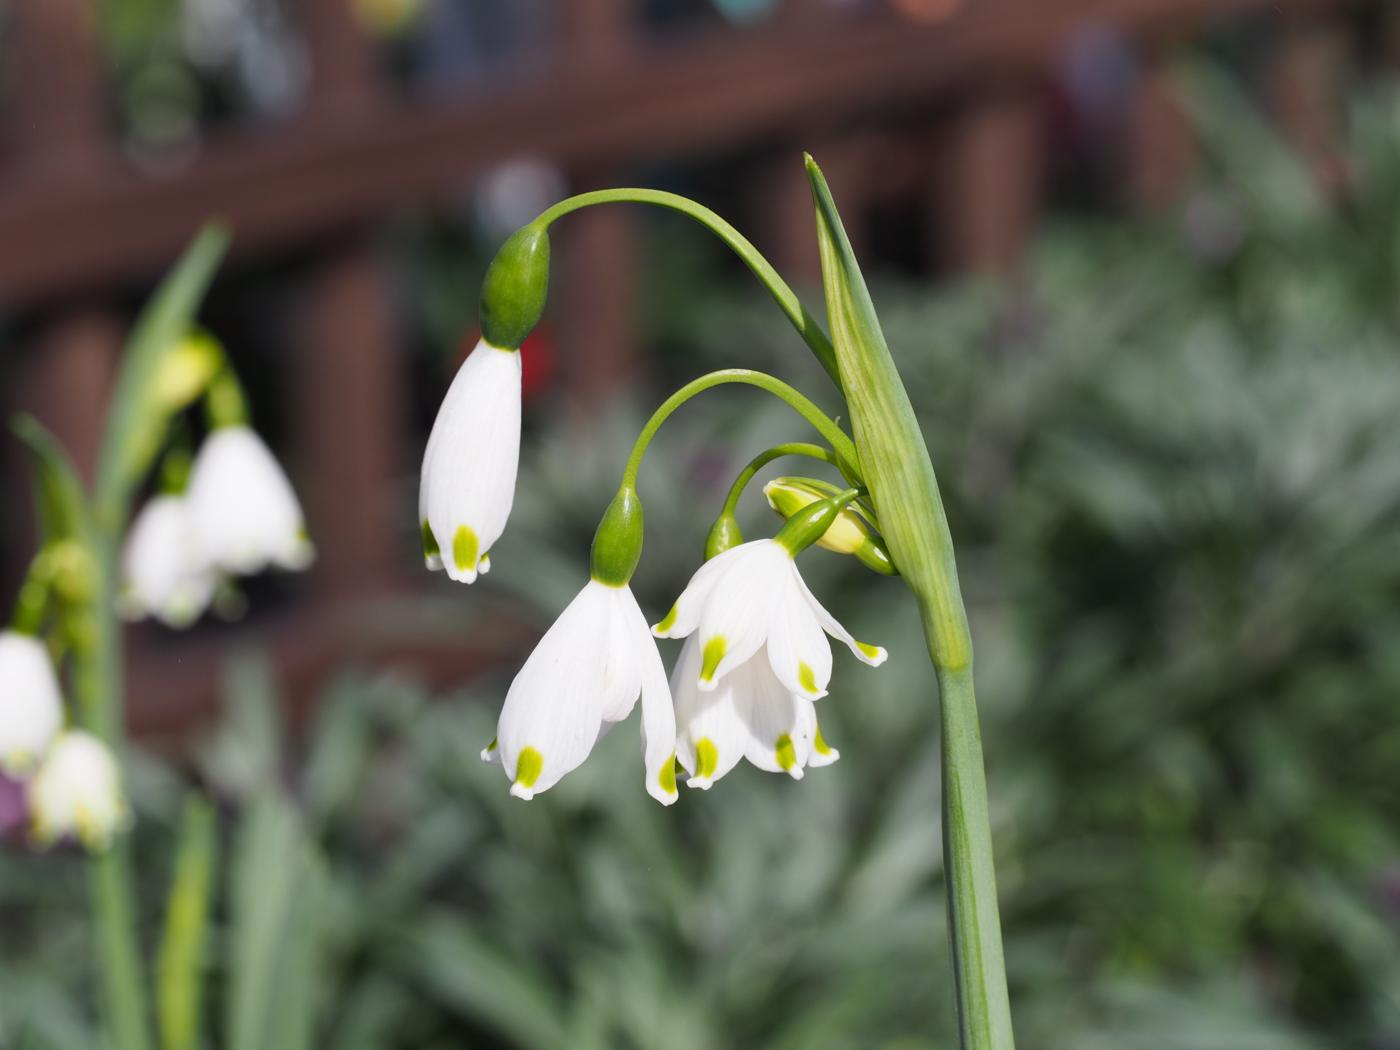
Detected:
left=590, top=485, right=644, bottom=586
left=480, top=223, right=551, bottom=350
left=774, top=488, right=860, bottom=557
left=704, top=513, right=745, bottom=561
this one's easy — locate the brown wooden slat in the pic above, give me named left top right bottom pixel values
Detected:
left=0, top=0, right=1333, bottom=302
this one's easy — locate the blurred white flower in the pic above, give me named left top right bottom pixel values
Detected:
left=121, top=495, right=217, bottom=629
left=0, top=632, right=64, bottom=776
left=491, top=579, right=676, bottom=805
left=187, top=425, right=313, bottom=575
left=28, top=731, right=129, bottom=851
left=653, top=539, right=887, bottom=699
left=671, top=634, right=841, bottom=788
left=420, top=338, right=522, bottom=584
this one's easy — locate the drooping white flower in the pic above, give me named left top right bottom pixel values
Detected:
left=0, top=632, right=64, bottom=776
left=420, top=338, right=522, bottom=583
left=120, top=495, right=217, bottom=628
left=653, top=539, right=887, bottom=699
left=187, top=426, right=313, bottom=575
left=489, top=578, right=677, bottom=804
left=27, top=730, right=129, bottom=850
left=671, top=633, right=841, bottom=788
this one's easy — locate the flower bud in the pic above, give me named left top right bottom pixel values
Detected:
left=590, top=485, right=644, bottom=586
left=480, top=224, right=551, bottom=350
left=765, top=477, right=896, bottom=575
left=704, top=513, right=744, bottom=560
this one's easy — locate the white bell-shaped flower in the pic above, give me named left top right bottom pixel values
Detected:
left=187, top=425, right=313, bottom=576
left=120, top=495, right=217, bottom=628
left=420, top=338, right=522, bottom=583
left=489, top=578, right=677, bottom=804
left=653, top=539, right=887, bottom=699
left=27, top=730, right=129, bottom=850
left=0, top=632, right=64, bottom=776
left=671, top=633, right=841, bottom=788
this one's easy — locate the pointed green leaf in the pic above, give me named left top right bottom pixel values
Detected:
left=95, top=225, right=230, bottom=530
left=156, top=797, right=217, bottom=1050
left=12, top=415, right=90, bottom=544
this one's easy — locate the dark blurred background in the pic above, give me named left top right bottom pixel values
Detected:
left=5, top=1, right=1400, bottom=1047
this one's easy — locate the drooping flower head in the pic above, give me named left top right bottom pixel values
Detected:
left=27, top=730, right=129, bottom=851
left=419, top=337, right=521, bottom=583
left=654, top=536, right=886, bottom=698
left=187, top=425, right=313, bottom=575
left=120, top=495, right=217, bottom=628
left=656, top=492, right=884, bottom=788
left=0, top=631, right=64, bottom=776
left=483, top=485, right=677, bottom=804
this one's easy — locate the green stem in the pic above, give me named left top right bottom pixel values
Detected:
left=936, top=663, right=1012, bottom=1050
left=619, top=369, right=859, bottom=490
left=719, top=442, right=836, bottom=518
left=536, top=189, right=840, bottom=386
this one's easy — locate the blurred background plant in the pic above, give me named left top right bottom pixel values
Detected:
left=6, top=51, right=1400, bottom=1046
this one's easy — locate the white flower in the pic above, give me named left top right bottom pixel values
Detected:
left=27, top=730, right=129, bottom=850
left=0, top=632, right=64, bottom=776
left=120, top=495, right=217, bottom=628
left=420, top=338, right=522, bottom=584
left=653, top=539, right=887, bottom=699
left=187, top=425, right=313, bottom=575
left=489, top=578, right=677, bottom=804
left=671, top=634, right=842, bottom=788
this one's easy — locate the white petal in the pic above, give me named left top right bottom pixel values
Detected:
left=598, top=589, right=643, bottom=724
left=122, top=495, right=216, bottom=629
left=187, top=426, right=312, bottom=576
left=619, top=590, right=677, bottom=805
left=670, top=636, right=747, bottom=790
left=495, top=581, right=611, bottom=799
left=808, top=717, right=841, bottom=768
left=694, top=542, right=788, bottom=691
left=0, top=632, right=64, bottom=775
left=27, top=731, right=128, bottom=850
left=420, top=340, right=522, bottom=584
left=737, top=659, right=813, bottom=780
left=651, top=541, right=761, bottom=638
left=765, top=571, right=833, bottom=700
left=792, top=569, right=888, bottom=666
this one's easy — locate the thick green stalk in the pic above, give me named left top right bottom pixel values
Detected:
left=535, top=189, right=841, bottom=386
left=807, top=156, right=1013, bottom=1048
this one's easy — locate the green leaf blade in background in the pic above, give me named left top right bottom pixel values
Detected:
left=156, top=797, right=217, bottom=1050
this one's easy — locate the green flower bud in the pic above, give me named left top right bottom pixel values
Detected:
left=704, top=512, right=744, bottom=560
left=480, top=223, right=551, bottom=350
left=766, top=477, right=896, bottom=575
left=590, top=485, right=644, bottom=586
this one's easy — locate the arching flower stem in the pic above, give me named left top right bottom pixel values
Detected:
left=533, top=189, right=840, bottom=386
left=718, top=442, right=838, bottom=520
left=619, top=369, right=861, bottom=492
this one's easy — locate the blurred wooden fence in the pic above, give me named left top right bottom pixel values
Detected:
left=0, top=0, right=1369, bottom=738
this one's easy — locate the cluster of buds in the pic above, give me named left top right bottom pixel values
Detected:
left=421, top=216, right=900, bottom=804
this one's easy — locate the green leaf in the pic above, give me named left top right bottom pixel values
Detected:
left=11, top=415, right=90, bottom=544
left=94, top=224, right=229, bottom=530
left=156, top=797, right=217, bottom=1050
left=226, top=793, right=324, bottom=1050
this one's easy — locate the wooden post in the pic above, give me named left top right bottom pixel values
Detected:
left=1269, top=12, right=1350, bottom=190
left=2, top=0, right=120, bottom=599
left=300, top=0, right=382, bottom=117
left=1130, top=48, right=1195, bottom=211
left=940, top=86, right=1042, bottom=273
left=294, top=233, right=404, bottom=599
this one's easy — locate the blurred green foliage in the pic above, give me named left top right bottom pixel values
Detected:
left=6, top=67, right=1400, bottom=1048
